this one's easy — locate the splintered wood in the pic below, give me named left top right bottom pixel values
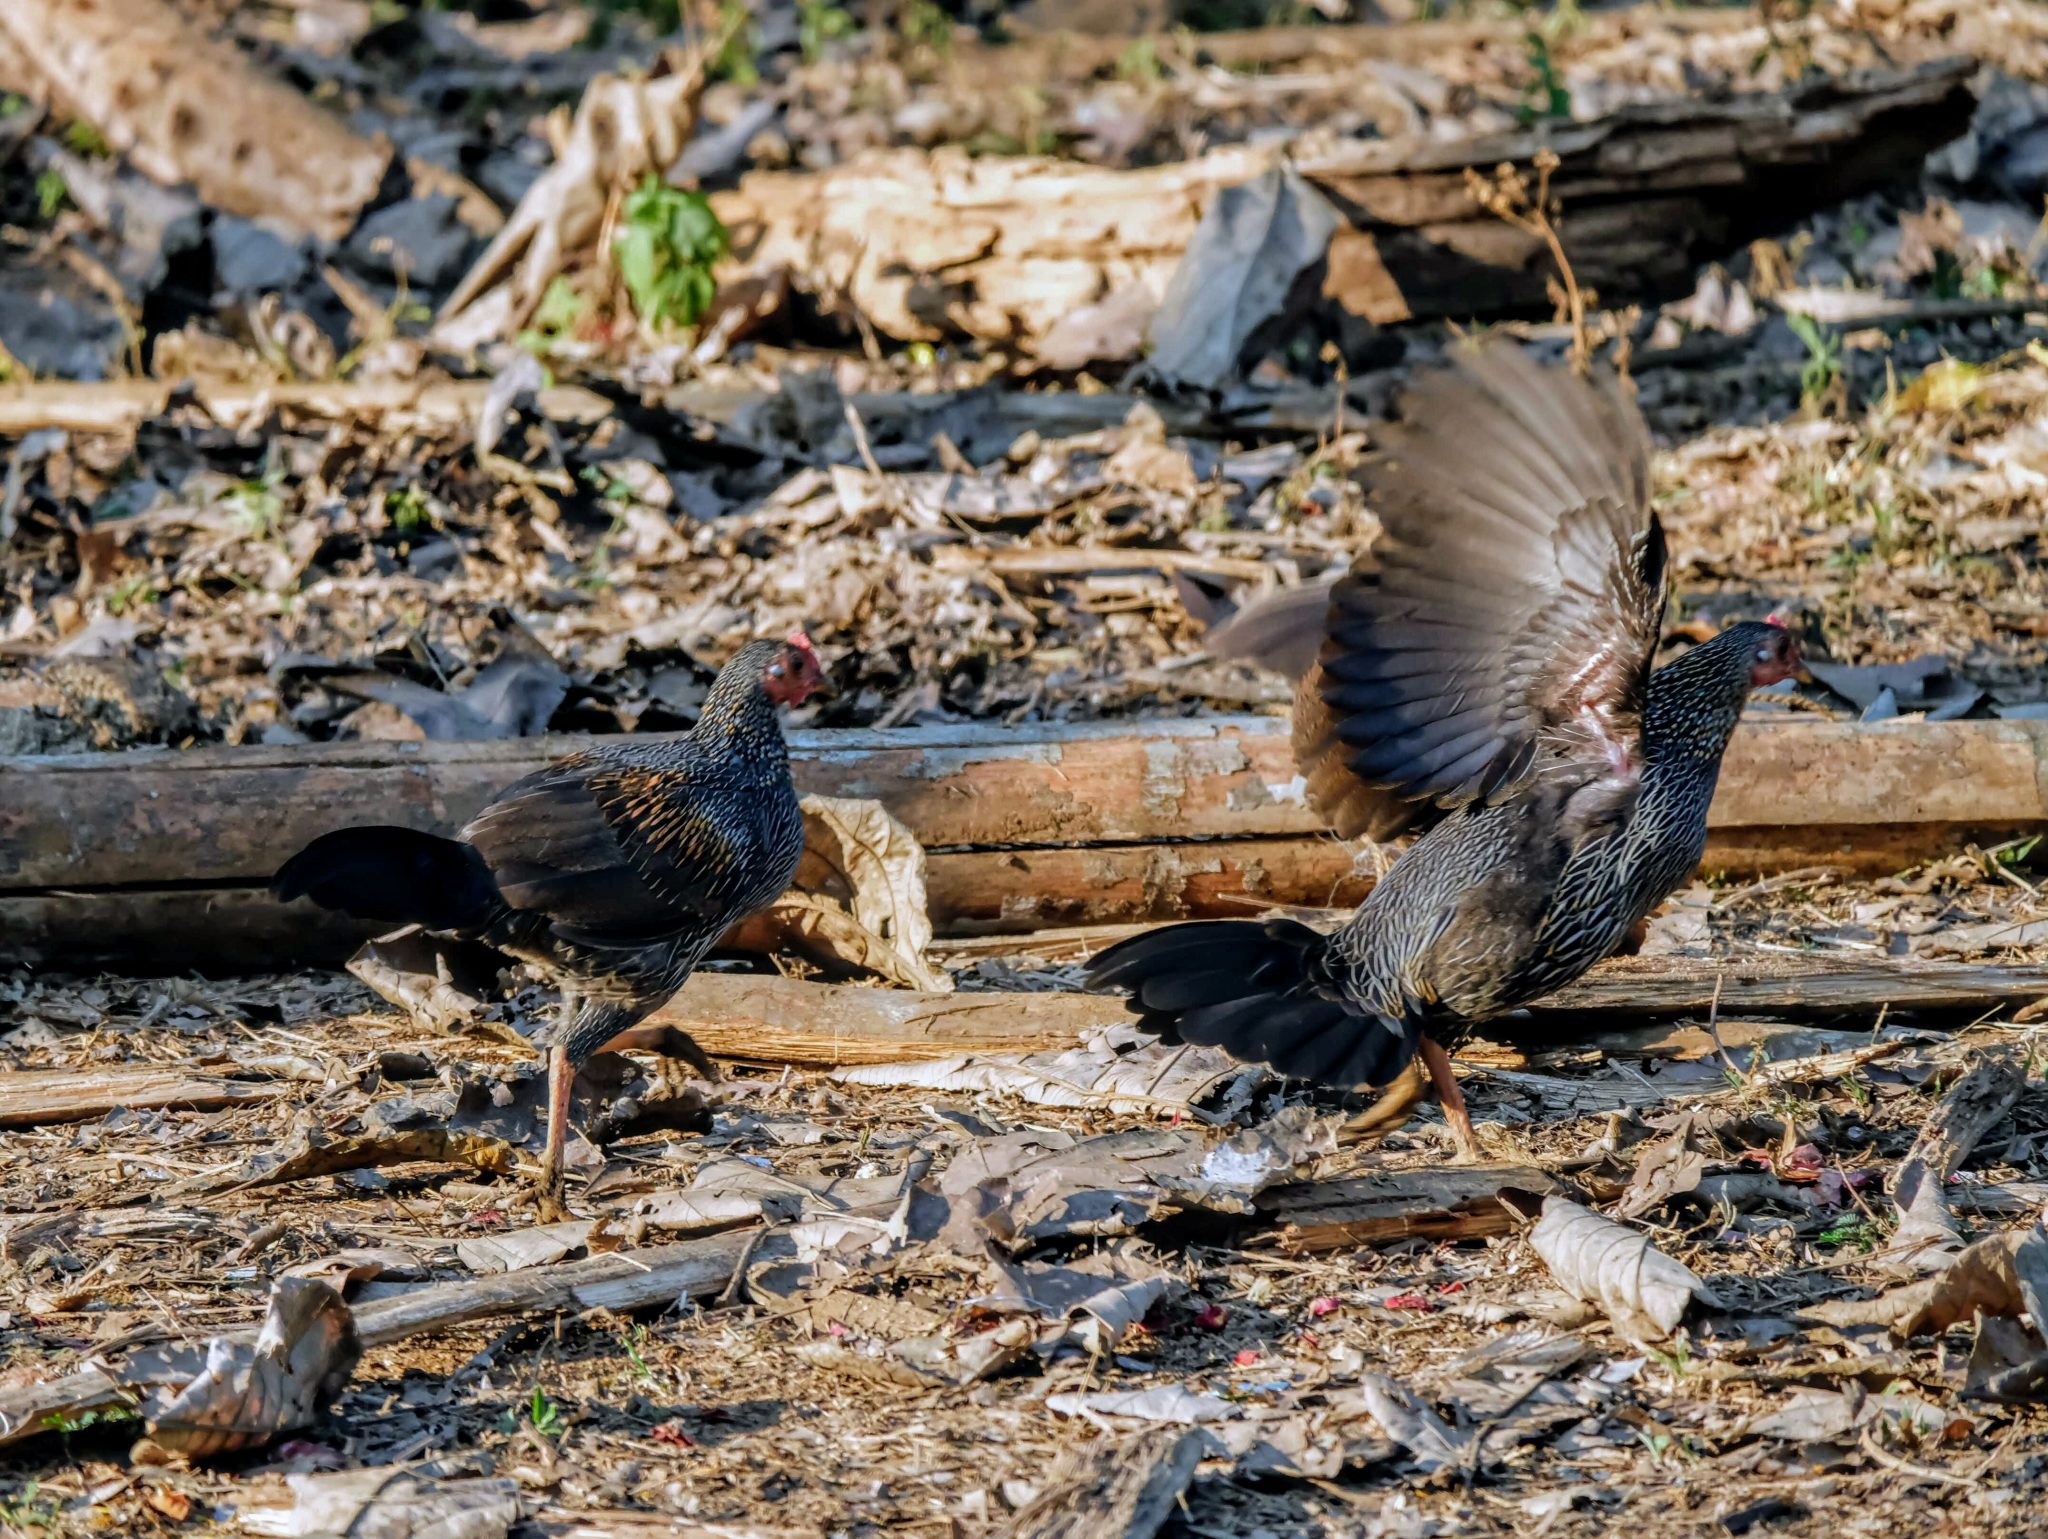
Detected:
left=711, top=61, right=1973, bottom=353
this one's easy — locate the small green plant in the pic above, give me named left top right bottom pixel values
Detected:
left=224, top=471, right=286, bottom=539
left=614, top=175, right=729, bottom=332
left=502, top=1386, right=564, bottom=1438
left=34, top=168, right=68, bottom=219
left=1116, top=37, right=1162, bottom=83
left=62, top=119, right=111, bottom=158
left=900, top=0, right=952, bottom=53
left=1645, top=1338, right=1694, bottom=1382
left=1996, top=834, right=2043, bottom=869
left=621, top=1324, right=658, bottom=1384
left=579, top=465, right=635, bottom=505
left=1636, top=1426, right=1701, bottom=1467
left=709, top=0, right=760, bottom=85
left=1518, top=27, right=1572, bottom=123
left=385, top=486, right=433, bottom=535
left=0, top=93, right=26, bottom=118
left=0, top=1480, right=60, bottom=1530
left=40, top=1405, right=137, bottom=1436
left=1786, top=312, right=1842, bottom=414
left=1816, top=1213, right=1885, bottom=1252
left=104, top=573, right=161, bottom=616
left=798, top=0, right=854, bottom=62
left=516, top=277, right=592, bottom=358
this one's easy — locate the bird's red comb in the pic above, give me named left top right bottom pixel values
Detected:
left=1765, top=611, right=1785, bottom=627
left=785, top=627, right=819, bottom=659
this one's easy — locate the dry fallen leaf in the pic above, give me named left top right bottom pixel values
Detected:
left=1808, top=1223, right=2048, bottom=1339
left=133, top=1277, right=360, bottom=1463
left=1352, top=1373, right=1475, bottom=1475
left=1529, top=1197, right=1708, bottom=1344
left=756, top=794, right=951, bottom=992
left=830, top=1034, right=1251, bottom=1115
left=282, top=1248, right=429, bottom=1296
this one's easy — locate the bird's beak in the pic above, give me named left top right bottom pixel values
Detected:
left=809, top=671, right=840, bottom=702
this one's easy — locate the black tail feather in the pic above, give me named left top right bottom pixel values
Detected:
left=273, top=826, right=501, bottom=934
left=1085, top=918, right=1419, bottom=1091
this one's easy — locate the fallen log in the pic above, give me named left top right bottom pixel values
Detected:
left=712, top=60, right=1974, bottom=354
left=2, top=715, right=2043, bottom=968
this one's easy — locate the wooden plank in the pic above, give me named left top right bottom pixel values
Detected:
left=655, top=974, right=1125, bottom=1066
left=0, top=1067, right=287, bottom=1128
left=3, top=716, right=2042, bottom=891
left=666, top=956, right=2048, bottom=1065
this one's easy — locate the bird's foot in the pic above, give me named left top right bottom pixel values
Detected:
left=1443, top=1122, right=1487, bottom=1165
left=1336, top=1060, right=1430, bottom=1146
left=595, top=1023, right=723, bottom=1084
left=1418, top=1036, right=1486, bottom=1164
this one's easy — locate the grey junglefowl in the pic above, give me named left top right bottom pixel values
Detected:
left=273, top=632, right=831, bottom=1213
left=1085, top=344, right=1801, bottom=1157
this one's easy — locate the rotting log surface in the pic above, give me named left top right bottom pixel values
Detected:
left=711, top=60, right=1974, bottom=349
left=0, top=714, right=2043, bottom=968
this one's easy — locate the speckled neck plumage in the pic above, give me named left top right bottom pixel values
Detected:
left=690, top=639, right=794, bottom=767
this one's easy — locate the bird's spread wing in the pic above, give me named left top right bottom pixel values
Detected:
left=1304, top=342, right=1668, bottom=841
left=462, top=756, right=756, bottom=949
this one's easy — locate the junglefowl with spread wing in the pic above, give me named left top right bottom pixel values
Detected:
left=1087, top=344, right=1800, bottom=1156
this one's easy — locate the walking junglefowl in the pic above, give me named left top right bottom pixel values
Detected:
left=1086, top=344, right=1801, bottom=1157
left=274, top=632, right=831, bottom=1212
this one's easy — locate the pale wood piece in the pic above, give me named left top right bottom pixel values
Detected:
left=1257, top=1164, right=1557, bottom=1255
left=1886, top=1051, right=2028, bottom=1267
left=0, top=1067, right=286, bottom=1128
left=0, top=0, right=389, bottom=240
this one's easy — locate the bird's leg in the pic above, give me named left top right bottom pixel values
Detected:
left=1419, top=1037, right=1483, bottom=1162
left=534, top=1040, right=574, bottom=1223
